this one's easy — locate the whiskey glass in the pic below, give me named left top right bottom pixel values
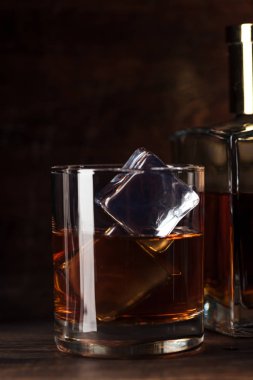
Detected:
left=51, top=164, right=204, bottom=357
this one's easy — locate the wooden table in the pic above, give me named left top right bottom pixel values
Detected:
left=0, top=322, right=252, bottom=379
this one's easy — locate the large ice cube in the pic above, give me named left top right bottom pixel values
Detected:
left=96, top=148, right=199, bottom=237
left=87, top=148, right=199, bottom=321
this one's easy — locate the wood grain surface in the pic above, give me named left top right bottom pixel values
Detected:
left=0, top=322, right=253, bottom=380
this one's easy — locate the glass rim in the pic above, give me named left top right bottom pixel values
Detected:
left=51, top=163, right=204, bottom=173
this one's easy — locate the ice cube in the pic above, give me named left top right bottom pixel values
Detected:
left=104, top=223, right=174, bottom=254
left=89, top=148, right=198, bottom=321
left=96, top=147, right=199, bottom=237
left=138, top=237, right=174, bottom=254
left=121, top=147, right=166, bottom=169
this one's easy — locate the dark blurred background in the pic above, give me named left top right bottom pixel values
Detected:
left=0, top=0, right=252, bottom=321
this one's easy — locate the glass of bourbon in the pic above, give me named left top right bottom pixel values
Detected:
left=51, top=164, right=204, bottom=357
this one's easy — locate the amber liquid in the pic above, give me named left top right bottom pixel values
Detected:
left=236, top=193, right=253, bottom=307
left=204, top=192, right=253, bottom=308
left=53, top=228, right=203, bottom=326
left=204, top=193, right=233, bottom=306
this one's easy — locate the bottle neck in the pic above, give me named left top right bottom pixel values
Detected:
left=227, top=25, right=253, bottom=115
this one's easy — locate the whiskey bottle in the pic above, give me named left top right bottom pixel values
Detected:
left=171, top=23, right=253, bottom=336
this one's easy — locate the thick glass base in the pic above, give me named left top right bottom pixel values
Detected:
left=55, top=314, right=203, bottom=358
left=55, top=335, right=203, bottom=358
left=204, top=296, right=253, bottom=337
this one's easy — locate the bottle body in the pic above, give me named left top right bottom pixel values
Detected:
left=172, top=118, right=253, bottom=336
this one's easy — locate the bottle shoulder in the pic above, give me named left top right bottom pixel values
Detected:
left=172, top=115, right=253, bottom=140
left=211, top=115, right=253, bottom=136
